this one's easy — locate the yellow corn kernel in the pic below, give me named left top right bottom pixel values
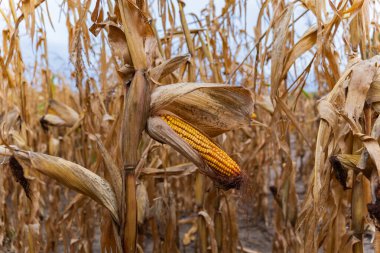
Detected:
left=161, top=114, right=240, bottom=177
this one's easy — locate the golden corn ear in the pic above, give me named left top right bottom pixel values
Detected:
left=161, top=114, right=241, bottom=177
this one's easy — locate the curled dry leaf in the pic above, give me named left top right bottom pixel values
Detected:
left=3, top=148, right=119, bottom=224
left=117, top=64, right=135, bottom=83
left=149, top=54, right=190, bottom=81
left=40, top=99, right=79, bottom=128
left=9, top=130, right=28, bottom=150
left=90, top=134, right=122, bottom=202
left=344, top=57, right=378, bottom=121
left=107, top=24, right=132, bottom=65
left=283, top=26, right=317, bottom=76
left=0, top=109, right=29, bottom=149
left=0, top=108, right=21, bottom=133
left=317, top=100, right=338, bottom=128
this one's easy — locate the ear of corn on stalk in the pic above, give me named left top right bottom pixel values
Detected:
left=160, top=114, right=242, bottom=188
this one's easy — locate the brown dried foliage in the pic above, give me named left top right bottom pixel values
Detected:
left=1, top=0, right=380, bottom=252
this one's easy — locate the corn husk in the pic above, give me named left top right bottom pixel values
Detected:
left=150, top=83, right=254, bottom=137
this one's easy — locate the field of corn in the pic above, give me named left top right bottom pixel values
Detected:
left=1, top=0, right=380, bottom=252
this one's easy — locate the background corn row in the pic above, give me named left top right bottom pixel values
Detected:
left=1, top=0, right=380, bottom=252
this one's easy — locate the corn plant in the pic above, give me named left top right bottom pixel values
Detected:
left=1, top=0, right=380, bottom=252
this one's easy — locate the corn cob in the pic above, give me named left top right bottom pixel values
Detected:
left=161, top=114, right=241, bottom=177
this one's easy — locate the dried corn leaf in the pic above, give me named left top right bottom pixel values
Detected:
left=10, top=149, right=119, bottom=224
left=270, top=5, right=292, bottom=98
left=141, top=163, right=197, bottom=177
left=89, top=134, right=121, bottom=202
left=149, top=54, right=190, bottom=81
left=284, top=27, right=317, bottom=75
left=0, top=108, right=21, bottom=133
left=108, top=24, right=132, bottom=65
left=41, top=99, right=79, bottom=128
left=344, top=58, right=378, bottom=121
